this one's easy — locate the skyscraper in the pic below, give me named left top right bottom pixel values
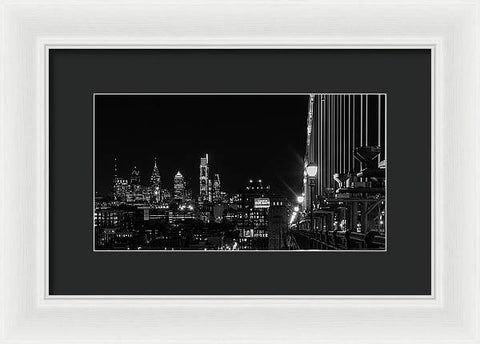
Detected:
left=185, top=189, right=193, bottom=203
left=113, top=177, right=129, bottom=203
left=161, top=188, right=171, bottom=203
left=113, top=157, right=118, bottom=198
left=150, top=158, right=161, bottom=204
left=131, top=166, right=141, bottom=185
left=173, top=171, right=185, bottom=202
left=199, top=154, right=209, bottom=202
left=213, top=173, right=221, bottom=202
left=207, top=179, right=213, bottom=202
left=113, top=158, right=120, bottom=201
left=113, top=159, right=129, bottom=203
left=129, top=166, right=142, bottom=203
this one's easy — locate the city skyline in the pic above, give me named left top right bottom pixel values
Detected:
left=106, top=154, right=278, bottom=201
left=95, top=94, right=308, bottom=200
left=95, top=94, right=386, bottom=251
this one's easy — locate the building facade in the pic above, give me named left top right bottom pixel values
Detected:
left=238, top=179, right=271, bottom=249
left=267, top=197, right=289, bottom=250
left=149, top=158, right=161, bottom=204
left=213, top=173, right=221, bottom=203
left=199, top=154, right=209, bottom=202
left=173, top=171, right=185, bottom=202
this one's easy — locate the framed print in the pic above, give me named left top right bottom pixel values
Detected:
left=1, top=1, right=479, bottom=344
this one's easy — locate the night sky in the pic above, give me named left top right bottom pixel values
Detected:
left=95, top=94, right=309, bottom=201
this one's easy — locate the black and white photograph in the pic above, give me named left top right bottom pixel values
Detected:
left=10, top=0, right=480, bottom=339
left=94, top=93, right=386, bottom=251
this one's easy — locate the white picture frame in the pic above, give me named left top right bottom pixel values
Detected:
left=1, top=0, right=479, bottom=343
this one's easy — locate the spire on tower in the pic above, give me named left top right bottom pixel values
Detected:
left=150, top=157, right=161, bottom=204
left=150, top=158, right=161, bottom=186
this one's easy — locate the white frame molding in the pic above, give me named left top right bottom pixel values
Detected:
left=1, top=1, right=479, bottom=343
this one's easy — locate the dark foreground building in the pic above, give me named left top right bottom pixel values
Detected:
left=267, top=197, right=289, bottom=250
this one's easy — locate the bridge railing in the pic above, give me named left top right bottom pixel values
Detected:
left=291, top=228, right=385, bottom=250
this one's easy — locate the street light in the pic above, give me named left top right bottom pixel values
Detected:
left=306, top=164, right=318, bottom=178
left=306, top=163, right=318, bottom=234
left=297, top=195, right=304, bottom=204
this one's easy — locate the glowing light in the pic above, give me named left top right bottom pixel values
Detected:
left=297, top=196, right=304, bottom=203
left=306, top=163, right=318, bottom=177
left=289, top=211, right=298, bottom=225
left=356, top=223, right=362, bottom=232
left=294, top=206, right=299, bottom=212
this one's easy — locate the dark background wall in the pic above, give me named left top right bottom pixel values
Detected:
left=49, top=49, right=431, bottom=295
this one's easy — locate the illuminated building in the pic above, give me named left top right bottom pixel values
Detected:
left=148, top=207, right=170, bottom=222
left=113, top=158, right=119, bottom=200
left=130, top=165, right=140, bottom=185
left=131, top=166, right=142, bottom=198
left=149, top=158, right=161, bottom=204
left=238, top=179, right=271, bottom=249
left=223, top=207, right=241, bottom=223
left=197, top=202, right=212, bottom=223
left=161, top=188, right=171, bottom=203
left=125, top=166, right=144, bottom=203
left=169, top=205, right=196, bottom=224
left=213, top=173, right=221, bottom=202
left=207, top=179, right=213, bottom=202
left=113, top=158, right=129, bottom=203
left=199, top=154, right=209, bottom=202
left=185, top=189, right=193, bottom=203
left=95, top=207, right=151, bottom=249
left=112, top=160, right=143, bottom=205
left=219, top=191, right=228, bottom=203
left=221, top=193, right=242, bottom=223
left=113, top=177, right=129, bottom=203
left=142, top=187, right=151, bottom=204
left=229, top=193, right=242, bottom=206
left=94, top=209, right=125, bottom=228
left=173, top=171, right=185, bottom=201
